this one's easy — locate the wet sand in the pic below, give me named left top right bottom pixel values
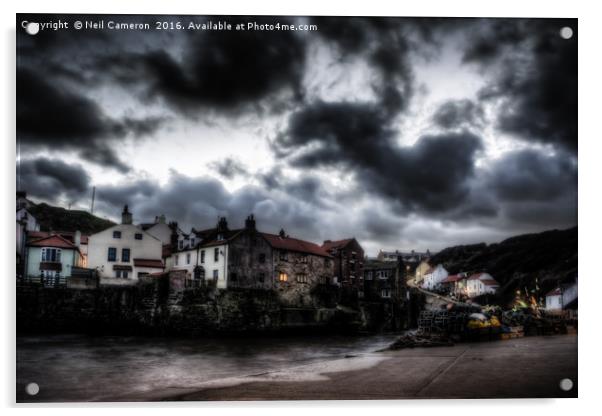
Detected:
left=161, top=334, right=577, bottom=401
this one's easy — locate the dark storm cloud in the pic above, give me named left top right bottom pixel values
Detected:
left=432, top=99, right=485, bottom=130
left=485, top=149, right=577, bottom=203
left=274, top=101, right=484, bottom=214
left=16, top=68, right=163, bottom=172
left=98, top=16, right=307, bottom=117
left=463, top=18, right=577, bottom=153
left=310, top=16, right=419, bottom=115
left=18, top=157, right=90, bottom=203
left=210, top=158, right=249, bottom=179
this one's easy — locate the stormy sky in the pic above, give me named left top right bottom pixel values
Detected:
left=16, top=15, right=577, bottom=255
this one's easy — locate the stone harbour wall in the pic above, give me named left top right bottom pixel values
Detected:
left=17, top=272, right=410, bottom=336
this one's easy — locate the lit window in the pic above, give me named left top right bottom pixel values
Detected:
left=279, top=272, right=288, bottom=282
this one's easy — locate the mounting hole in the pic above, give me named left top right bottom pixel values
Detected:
left=25, top=22, right=40, bottom=36
left=559, top=378, right=573, bottom=391
left=25, top=382, right=39, bottom=396
left=560, top=27, right=573, bottom=40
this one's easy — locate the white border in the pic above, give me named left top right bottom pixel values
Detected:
left=2, top=1, right=600, bottom=414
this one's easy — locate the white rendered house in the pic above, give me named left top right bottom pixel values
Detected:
left=88, top=206, right=164, bottom=285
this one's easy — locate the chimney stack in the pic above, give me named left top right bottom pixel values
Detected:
left=121, top=205, right=133, bottom=225
left=279, top=228, right=286, bottom=238
left=245, top=214, right=256, bottom=230
left=217, top=217, right=229, bottom=233
left=169, top=222, right=178, bottom=249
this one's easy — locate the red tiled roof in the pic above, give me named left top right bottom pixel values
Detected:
left=322, top=238, right=353, bottom=251
left=133, top=259, right=164, bottom=269
left=263, top=233, right=332, bottom=258
left=481, top=279, right=499, bottom=286
left=27, top=234, right=78, bottom=250
left=27, top=231, right=89, bottom=244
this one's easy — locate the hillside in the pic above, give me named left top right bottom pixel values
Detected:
left=429, top=227, right=577, bottom=304
left=28, top=203, right=115, bottom=235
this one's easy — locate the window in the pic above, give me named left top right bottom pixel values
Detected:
left=214, top=248, right=219, bottom=262
left=190, top=238, right=195, bottom=246
left=186, top=253, right=191, bottom=264
left=123, top=271, right=129, bottom=279
left=115, top=270, right=121, bottom=278
left=230, top=272, right=238, bottom=282
left=135, top=233, right=143, bottom=240
left=217, top=233, right=224, bottom=241
left=366, top=271, right=373, bottom=280
left=175, top=254, right=179, bottom=266
left=200, top=250, right=205, bottom=263
left=115, top=270, right=129, bottom=279
left=213, top=269, right=219, bottom=280
left=122, top=248, right=130, bottom=263
left=279, top=251, right=288, bottom=261
left=113, top=231, right=121, bottom=239
left=259, top=253, right=266, bottom=263
left=296, top=274, right=308, bottom=283
left=108, top=247, right=117, bottom=262
left=41, top=247, right=61, bottom=262
left=279, top=272, right=288, bottom=282
left=178, top=241, right=183, bottom=250
left=258, top=272, right=265, bottom=283
left=381, top=289, right=391, bottom=298
left=301, top=254, right=308, bottom=264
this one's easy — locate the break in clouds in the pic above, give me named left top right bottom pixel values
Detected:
left=16, top=15, right=577, bottom=254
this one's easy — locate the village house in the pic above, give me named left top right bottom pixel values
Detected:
left=164, top=217, right=235, bottom=289
left=16, top=205, right=39, bottom=279
left=138, top=214, right=173, bottom=245
left=87, top=206, right=164, bottom=285
left=421, top=264, right=449, bottom=290
left=440, top=272, right=468, bottom=296
left=377, top=249, right=431, bottom=264
left=25, top=233, right=86, bottom=286
left=465, top=272, right=500, bottom=297
left=363, top=260, right=403, bottom=300
left=165, top=215, right=334, bottom=305
left=545, top=278, right=578, bottom=311
left=322, top=238, right=364, bottom=289
left=414, top=259, right=431, bottom=286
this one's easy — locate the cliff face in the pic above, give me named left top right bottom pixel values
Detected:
left=429, top=227, right=577, bottom=303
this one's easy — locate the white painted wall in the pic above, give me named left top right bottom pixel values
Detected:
left=88, top=224, right=163, bottom=284
left=422, top=265, right=448, bottom=290
left=167, top=243, right=229, bottom=289
left=142, top=222, right=172, bottom=245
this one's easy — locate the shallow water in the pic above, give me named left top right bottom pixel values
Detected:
left=16, top=333, right=398, bottom=402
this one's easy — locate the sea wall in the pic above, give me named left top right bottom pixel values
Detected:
left=16, top=272, right=409, bottom=336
